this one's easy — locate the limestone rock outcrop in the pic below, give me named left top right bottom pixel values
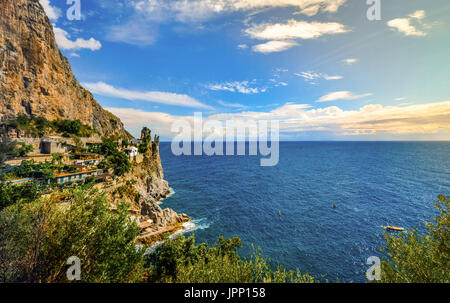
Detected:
left=0, top=0, right=126, bottom=137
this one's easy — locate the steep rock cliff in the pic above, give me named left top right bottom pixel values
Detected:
left=0, top=0, right=125, bottom=137
left=102, top=128, right=190, bottom=245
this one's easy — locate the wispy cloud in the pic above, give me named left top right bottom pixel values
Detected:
left=295, top=71, right=343, bottom=84
left=343, top=58, right=358, bottom=65
left=132, top=0, right=348, bottom=23
left=206, top=81, right=265, bottom=94
left=317, top=91, right=373, bottom=102
left=107, top=1, right=348, bottom=47
left=246, top=20, right=350, bottom=41
left=246, top=19, right=349, bottom=53
left=83, top=82, right=213, bottom=110
left=387, top=10, right=428, bottom=37
left=39, top=0, right=61, bottom=21
left=107, top=18, right=159, bottom=46
left=409, top=10, right=426, bottom=20
left=53, top=27, right=102, bottom=51
left=324, top=75, right=343, bottom=80
left=217, top=100, right=247, bottom=108
left=252, top=40, right=299, bottom=53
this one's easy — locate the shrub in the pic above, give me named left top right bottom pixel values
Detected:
left=13, top=142, right=34, bottom=157
left=0, top=181, right=41, bottom=211
left=378, top=195, right=450, bottom=283
left=0, top=138, right=17, bottom=167
left=147, top=235, right=315, bottom=283
left=0, top=186, right=146, bottom=283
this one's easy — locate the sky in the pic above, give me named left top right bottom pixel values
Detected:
left=40, top=0, right=450, bottom=141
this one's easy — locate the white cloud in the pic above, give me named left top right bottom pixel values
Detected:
left=217, top=100, right=246, bottom=108
left=110, top=1, right=348, bottom=46
left=206, top=81, right=264, bottom=94
left=237, top=44, right=248, bottom=50
left=395, top=97, right=406, bottom=101
left=246, top=20, right=349, bottom=53
left=387, top=10, right=428, bottom=37
left=387, top=18, right=426, bottom=37
left=107, top=100, right=450, bottom=139
left=317, top=91, right=373, bottom=102
left=53, top=27, right=102, bottom=51
left=343, top=58, right=358, bottom=65
left=324, top=75, right=343, bottom=80
left=107, top=18, right=158, bottom=46
left=132, top=0, right=348, bottom=23
left=83, top=82, right=214, bottom=110
left=295, top=72, right=343, bottom=83
left=409, top=10, right=426, bottom=20
left=106, top=108, right=193, bottom=138
left=245, top=20, right=349, bottom=41
left=39, top=0, right=61, bottom=21
left=252, top=40, right=299, bottom=53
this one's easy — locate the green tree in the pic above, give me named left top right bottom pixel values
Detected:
left=16, top=114, right=31, bottom=127
left=0, top=181, right=41, bottom=211
left=33, top=116, right=50, bottom=137
left=121, top=139, right=130, bottom=149
left=138, top=127, right=151, bottom=154
left=100, top=137, right=119, bottom=156
left=379, top=195, right=450, bottom=283
left=147, top=235, right=315, bottom=283
left=7, top=160, right=54, bottom=180
left=0, top=138, right=17, bottom=168
left=13, top=142, right=34, bottom=157
left=97, top=137, right=130, bottom=176
left=107, top=151, right=131, bottom=176
left=0, top=186, right=146, bottom=283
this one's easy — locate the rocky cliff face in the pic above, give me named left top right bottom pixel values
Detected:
left=0, top=0, right=125, bottom=137
left=102, top=128, right=190, bottom=245
left=131, top=129, right=190, bottom=244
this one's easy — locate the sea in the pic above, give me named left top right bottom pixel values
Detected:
left=157, top=142, right=450, bottom=282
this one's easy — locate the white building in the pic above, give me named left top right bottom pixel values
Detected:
left=128, top=146, right=139, bottom=157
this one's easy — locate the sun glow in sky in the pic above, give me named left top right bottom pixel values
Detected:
left=41, top=0, right=450, bottom=140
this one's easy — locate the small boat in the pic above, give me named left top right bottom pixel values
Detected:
left=385, top=226, right=405, bottom=231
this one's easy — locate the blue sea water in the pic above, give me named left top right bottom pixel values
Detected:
left=158, top=142, right=450, bottom=282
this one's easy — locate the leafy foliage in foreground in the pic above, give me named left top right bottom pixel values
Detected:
left=147, top=235, right=315, bottom=283
left=379, top=195, right=449, bottom=283
left=0, top=183, right=315, bottom=283
left=2, top=175, right=447, bottom=283
left=0, top=186, right=146, bottom=283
